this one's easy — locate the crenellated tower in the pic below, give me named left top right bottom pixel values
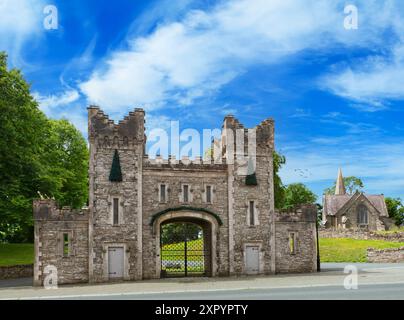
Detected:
left=87, top=106, right=145, bottom=282
left=221, top=114, right=276, bottom=275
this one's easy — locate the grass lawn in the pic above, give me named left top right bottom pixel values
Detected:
left=320, top=238, right=404, bottom=262
left=0, top=243, right=34, bottom=267
left=1, top=238, right=404, bottom=267
left=162, top=238, right=204, bottom=262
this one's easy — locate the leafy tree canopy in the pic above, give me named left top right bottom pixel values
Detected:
left=273, top=151, right=286, bottom=209
left=283, top=183, right=317, bottom=209
left=385, top=197, right=404, bottom=226
left=161, top=223, right=201, bottom=245
left=324, top=176, right=364, bottom=195
left=0, top=52, right=88, bottom=242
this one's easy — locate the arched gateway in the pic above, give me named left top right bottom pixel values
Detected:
left=151, top=209, right=221, bottom=278
left=33, top=107, right=318, bottom=286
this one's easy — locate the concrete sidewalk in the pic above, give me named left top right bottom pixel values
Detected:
left=1, top=263, right=404, bottom=300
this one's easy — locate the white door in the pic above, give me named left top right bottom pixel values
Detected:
left=245, top=246, right=259, bottom=274
left=108, top=247, right=124, bottom=279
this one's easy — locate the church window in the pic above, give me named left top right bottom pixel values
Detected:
left=357, top=205, right=368, bottom=225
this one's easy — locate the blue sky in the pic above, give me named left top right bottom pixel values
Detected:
left=1, top=0, right=404, bottom=201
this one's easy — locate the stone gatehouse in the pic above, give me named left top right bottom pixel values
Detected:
left=33, top=106, right=318, bottom=286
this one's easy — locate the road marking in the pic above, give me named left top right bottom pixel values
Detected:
left=3, top=281, right=404, bottom=300
left=362, top=266, right=404, bottom=271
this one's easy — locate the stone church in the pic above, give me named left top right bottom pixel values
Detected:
left=33, top=106, right=318, bottom=286
left=322, top=169, right=392, bottom=231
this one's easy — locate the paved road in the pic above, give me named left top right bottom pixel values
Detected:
left=1, top=263, right=404, bottom=300
left=70, top=283, right=404, bottom=300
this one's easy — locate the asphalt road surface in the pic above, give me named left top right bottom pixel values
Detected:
left=70, top=282, right=404, bottom=300
left=1, top=263, right=404, bottom=300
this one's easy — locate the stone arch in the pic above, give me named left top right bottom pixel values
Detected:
left=103, top=136, right=110, bottom=147
left=113, top=136, right=119, bottom=147
left=123, top=136, right=129, bottom=147
left=152, top=209, right=219, bottom=278
left=150, top=206, right=223, bottom=229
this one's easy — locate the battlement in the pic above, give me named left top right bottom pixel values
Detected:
left=255, top=118, right=275, bottom=149
left=33, top=199, right=89, bottom=221
left=88, top=106, right=145, bottom=144
left=222, top=114, right=244, bottom=129
left=143, top=155, right=228, bottom=170
left=221, top=114, right=275, bottom=156
left=275, top=204, right=317, bottom=223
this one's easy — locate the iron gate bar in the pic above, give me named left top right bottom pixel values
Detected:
left=160, top=222, right=209, bottom=278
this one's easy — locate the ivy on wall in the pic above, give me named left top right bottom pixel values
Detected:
left=245, top=157, right=258, bottom=185
left=109, top=149, right=123, bottom=182
left=245, top=172, right=258, bottom=186
left=150, top=206, right=223, bottom=226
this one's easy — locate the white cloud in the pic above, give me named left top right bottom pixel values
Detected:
left=81, top=0, right=369, bottom=115
left=59, top=108, right=88, bottom=138
left=290, top=108, right=311, bottom=118
left=321, top=46, right=404, bottom=109
left=33, top=90, right=80, bottom=115
left=320, top=0, right=404, bottom=110
left=0, top=0, right=46, bottom=65
left=79, top=0, right=404, bottom=115
left=145, top=114, right=172, bottom=132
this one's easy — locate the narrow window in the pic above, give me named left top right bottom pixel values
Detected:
left=63, top=233, right=69, bottom=257
left=249, top=201, right=255, bottom=226
left=289, top=233, right=296, bottom=254
left=206, top=185, right=212, bottom=203
left=113, top=198, right=119, bottom=225
left=183, top=185, right=189, bottom=203
left=160, top=184, right=166, bottom=202
left=357, top=205, right=368, bottom=225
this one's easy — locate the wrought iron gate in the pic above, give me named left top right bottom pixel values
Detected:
left=160, top=222, right=209, bottom=277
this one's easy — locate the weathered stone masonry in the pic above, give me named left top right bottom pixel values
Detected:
left=33, top=107, right=318, bottom=286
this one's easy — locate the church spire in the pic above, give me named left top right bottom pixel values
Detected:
left=335, top=168, right=346, bottom=195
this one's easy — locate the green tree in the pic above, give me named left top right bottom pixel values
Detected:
left=273, top=151, right=286, bottom=209
left=0, top=52, right=89, bottom=242
left=0, top=52, right=49, bottom=242
left=283, top=183, right=317, bottom=209
left=161, top=223, right=201, bottom=244
left=39, top=119, right=89, bottom=208
left=385, top=197, right=404, bottom=226
left=324, top=176, right=364, bottom=195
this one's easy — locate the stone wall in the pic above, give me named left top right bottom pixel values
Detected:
left=275, top=205, right=318, bottom=273
left=33, top=199, right=89, bottom=286
left=88, top=107, right=145, bottom=282
left=0, top=264, right=33, bottom=280
left=367, top=247, right=404, bottom=263
left=320, top=229, right=404, bottom=242
left=142, top=162, right=229, bottom=278
left=33, top=107, right=318, bottom=285
left=225, top=116, right=276, bottom=275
